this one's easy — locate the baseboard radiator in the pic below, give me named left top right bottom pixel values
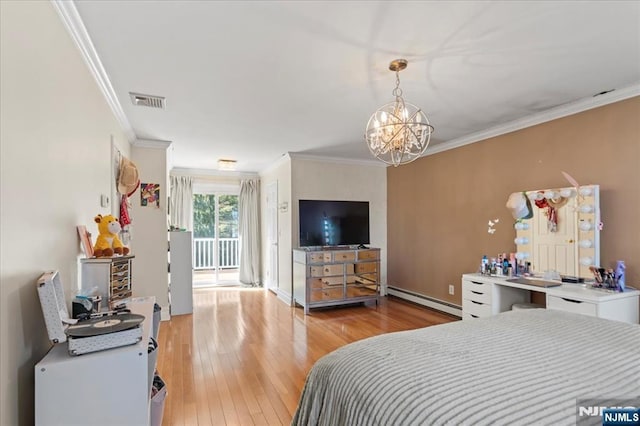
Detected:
left=387, top=286, right=462, bottom=318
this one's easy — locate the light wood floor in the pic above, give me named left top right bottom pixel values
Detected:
left=156, top=288, right=457, bottom=426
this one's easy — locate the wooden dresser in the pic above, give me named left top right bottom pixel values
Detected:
left=293, top=247, right=380, bottom=314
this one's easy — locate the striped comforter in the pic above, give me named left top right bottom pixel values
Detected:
left=293, top=309, right=640, bottom=426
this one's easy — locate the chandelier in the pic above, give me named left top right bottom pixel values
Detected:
left=364, top=59, right=434, bottom=167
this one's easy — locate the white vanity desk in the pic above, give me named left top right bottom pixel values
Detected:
left=462, top=273, right=639, bottom=324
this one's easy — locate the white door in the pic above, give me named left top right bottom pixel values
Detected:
left=266, top=182, right=278, bottom=292
left=531, top=197, right=578, bottom=275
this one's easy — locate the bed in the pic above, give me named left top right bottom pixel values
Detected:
left=292, top=309, right=640, bottom=425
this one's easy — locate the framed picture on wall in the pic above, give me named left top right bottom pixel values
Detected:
left=141, top=183, right=160, bottom=208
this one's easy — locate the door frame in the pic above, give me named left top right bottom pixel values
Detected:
left=266, top=181, right=278, bottom=292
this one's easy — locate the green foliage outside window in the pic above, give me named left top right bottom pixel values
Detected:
left=193, top=194, right=238, bottom=239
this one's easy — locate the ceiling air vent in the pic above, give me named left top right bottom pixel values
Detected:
left=129, top=92, right=165, bottom=109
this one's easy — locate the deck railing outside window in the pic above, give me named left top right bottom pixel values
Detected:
left=193, top=237, right=239, bottom=270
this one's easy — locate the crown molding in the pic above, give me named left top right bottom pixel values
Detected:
left=51, top=0, right=136, bottom=143
left=426, top=84, right=640, bottom=156
left=133, top=138, right=173, bottom=149
left=288, top=152, right=387, bottom=168
left=172, top=167, right=259, bottom=178
left=259, top=153, right=292, bottom=175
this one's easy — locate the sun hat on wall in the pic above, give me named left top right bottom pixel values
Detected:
left=117, top=157, right=140, bottom=196
left=506, top=192, right=533, bottom=220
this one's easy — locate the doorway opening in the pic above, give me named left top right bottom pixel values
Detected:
left=193, top=192, right=240, bottom=286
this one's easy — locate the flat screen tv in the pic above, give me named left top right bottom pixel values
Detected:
left=299, top=200, right=370, bottom=247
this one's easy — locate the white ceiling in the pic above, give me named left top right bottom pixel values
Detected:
left=70, top=1, right=640, bottom=172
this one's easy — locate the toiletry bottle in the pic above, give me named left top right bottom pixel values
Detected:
left=481, top=255, right=488, bottom=274
left=615, top=261, right=625, bottom=291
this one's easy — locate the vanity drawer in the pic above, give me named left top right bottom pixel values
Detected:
left=462, top=299, right=492, bottom=318
left=463, top=312, right=483, bottom=320
left=463, top=279, right=493, bottom=296
left=462, top=286, right=492, bottom=304
left=547, top=295, right=597, bottom=317
left=333, top=251, right=356, bottom=262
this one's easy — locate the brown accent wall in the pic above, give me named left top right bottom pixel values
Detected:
left=387, top=97, right=640, bottom=306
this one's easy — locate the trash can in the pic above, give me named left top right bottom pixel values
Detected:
left=153, top=303, right=161, bottom=342
left=147, top=338, right=158, bottom=392
left=512, top=303, right=544, bottom=310
left=150, top=374, right=167, bottom=426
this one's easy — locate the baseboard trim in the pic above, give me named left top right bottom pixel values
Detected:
left=160, top=304, right=171, bottom=321
left=387, top=287, right=462, bottom=318
left=276, top=288, right=293, bottom=306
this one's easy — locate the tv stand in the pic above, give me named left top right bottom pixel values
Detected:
left=293, top=247, right=380, bottom=314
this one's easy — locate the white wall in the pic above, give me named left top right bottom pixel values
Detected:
left=131, top=144, right=170, bottom=312
left=0, top=2, right=130, bottom=425
left=290, top=157, right=388, bottom=291
left=259, top=155, right=292, bottom=302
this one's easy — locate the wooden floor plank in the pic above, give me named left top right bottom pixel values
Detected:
left=157, top=288, right=457, bottom=425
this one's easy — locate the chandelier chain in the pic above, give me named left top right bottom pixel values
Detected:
left=392, top=71, right=403, bottom=98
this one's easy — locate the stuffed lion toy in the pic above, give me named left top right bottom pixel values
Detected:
left=93, top=214, right=130, bottom=257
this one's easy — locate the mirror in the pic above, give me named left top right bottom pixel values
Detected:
left=514, top=184, right=600, bottom=278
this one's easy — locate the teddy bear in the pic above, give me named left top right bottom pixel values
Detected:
left=93, top=214, right=130, bottom=257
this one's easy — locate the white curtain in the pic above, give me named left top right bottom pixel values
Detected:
left=170, top=175, right=193, bottom=231
left=239, top=179, right=260, bottom=285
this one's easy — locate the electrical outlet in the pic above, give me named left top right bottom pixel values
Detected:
left=100, top=194, right=110, bottom=208
left=448, top=285, right=455, bottom=295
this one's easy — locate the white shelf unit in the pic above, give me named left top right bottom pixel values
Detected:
left=80, top=255, right=134, bottom=309
left=169, top=231, right=193, bottom=315
left=35, top=299, right=157, bottom=426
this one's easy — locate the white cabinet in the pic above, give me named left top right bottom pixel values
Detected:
left=461, top=274, right=640, bottom=324
left=462, top=277, right=528, bottom=320
left=169, top=231, right=193, bottom=315
left=545, top=285, right=639, bottom=323
left=35, top=299, right=157, bottom=426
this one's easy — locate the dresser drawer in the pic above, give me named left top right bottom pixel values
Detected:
left=308, top=278, right=324, bottom=289
left=333, top=251, right=356, bottom=262
left=358, top=250, right=379, bottom=260
left=309, top=266, right=324, bottom=277
left=310, top=288, right=344, bottom=302
left=346, top=285, right=377, bottom=298
left=462, top=299, right=492, bottom=318
left=309, top=277, right=342, bottom=288
left=463, top=279, right=492, bottom=296
left=308, top=252, right=331, bottom=263
left=547, top=295, right=597, bottom=317
left=355, top=262, right=377, bottom=273
left=310, top=265, right=342, bottom=277
left=323, top=264, right=343, bottom=276
left=462, top=286, right=491, bottom=304
left=321, top=276, right=343, bottom=286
